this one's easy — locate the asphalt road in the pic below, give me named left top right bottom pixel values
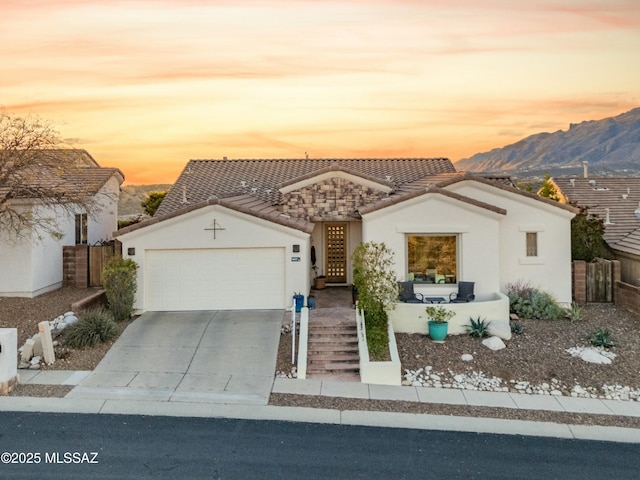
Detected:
left=0, top=412, right=638, bottom=479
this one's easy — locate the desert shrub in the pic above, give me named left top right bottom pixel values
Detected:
left=511, top=322, right=524, bottom=335
left=506, top=280, right=564, bottom=320
left=566, top=302, right=584, bottom=322
left=63, top=308, right=118, bottom=348
left=590, top=328, right=615, bottom=348
left=352, top=242, right=398, bottom=360
left=466, top=317, right=490, bottom=338
left=102, top=256, right=138, bottom=321
left=363, top=302, right=389, bottom=360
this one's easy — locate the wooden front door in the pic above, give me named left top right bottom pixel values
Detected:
left=325, top=223, right=347, bottom=283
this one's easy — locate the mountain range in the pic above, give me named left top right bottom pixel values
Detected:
left=454, top=107, right=640, bottom=176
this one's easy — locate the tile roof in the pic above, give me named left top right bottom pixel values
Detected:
left=0, top=149, right=124, bottom=203
left=156, top=157, right=456, bottom=216
left=116, top=194, right=314, bottom=237
left=436, top=173, right=579, bottom=214
left=552, top=177, right=640, bottom=255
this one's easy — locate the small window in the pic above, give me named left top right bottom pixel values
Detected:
left=407, top=235, right=457, bottom=284
left=526, top=232, right=537, bottom=257
left=75, top=213, right=88, bottom=245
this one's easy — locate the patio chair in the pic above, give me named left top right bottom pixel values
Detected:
left=398, top=281, right=425, bottom=303
left=449, top=281, right=475, bottom=303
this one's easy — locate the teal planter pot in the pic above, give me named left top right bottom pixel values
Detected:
left=293, top=294, right=304, bottom=312
left=428, top=321, right=448, bottom=342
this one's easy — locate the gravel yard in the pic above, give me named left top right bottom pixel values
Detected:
left=0, top=287, right=131, bottom=373
left=272, top=303, right=640, bottom=428
left=4, top=288, right=640, bottom=429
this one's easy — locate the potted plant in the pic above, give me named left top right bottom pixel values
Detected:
left=425, top=305, right=454, bottom=342
left=314, top=269, right=326, bottom=290
left=293, top=292, right=305, bottom=312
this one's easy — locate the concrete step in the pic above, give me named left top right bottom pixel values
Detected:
left=309, top=324, right=356, bottom=331
left=308, top=336, right=358, bottom=344
left=306, top=372, right=361, bottom=382
left=308, top=353, right=360, bottom=362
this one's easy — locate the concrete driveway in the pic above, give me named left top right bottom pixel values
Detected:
left=66, top=310, right=282, bottom=405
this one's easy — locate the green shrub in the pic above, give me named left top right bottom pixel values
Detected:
left=566, top=302, right=584, bottom=322
left=466, top=317, right=490, bottom=338
left=63, top=308, right=118, bottom=348
left=511, top=322, right=524, bottom=335
left=506, top=280, right=564, bottom=320
left=102, top=256, right=138, bottom=321
left=364, top=303, right=389, bottom=360
left=590, top=328, right=615, bottom=348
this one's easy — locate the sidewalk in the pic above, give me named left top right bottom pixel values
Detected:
left=5, top=368, right=640, bottom=444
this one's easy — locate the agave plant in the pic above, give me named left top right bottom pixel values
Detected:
left=590, top=328, right=615, bottom=348
left=466, top=317, right=490, bottom=338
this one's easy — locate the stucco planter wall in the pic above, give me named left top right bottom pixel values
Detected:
left=356, top=307, right=401, bottom=386
left=388, top=292, right=510, bottom=336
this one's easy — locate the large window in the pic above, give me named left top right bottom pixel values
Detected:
left=407, top=235, right=457, bottom=284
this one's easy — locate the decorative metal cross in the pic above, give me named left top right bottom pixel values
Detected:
left=205, top=219, right=225, bottom=239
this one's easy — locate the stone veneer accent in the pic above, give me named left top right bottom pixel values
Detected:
left=281, top=177, right=388, bottom=221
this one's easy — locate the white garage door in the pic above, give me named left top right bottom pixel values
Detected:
left=145, top=248, right=286, bottom=311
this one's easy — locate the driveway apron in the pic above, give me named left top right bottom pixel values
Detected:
left=66, top=310, right=282, bottom=405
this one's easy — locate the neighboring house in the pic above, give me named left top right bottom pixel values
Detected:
left=115, top=158, right=577, bottom=313
left=0, top=149, right=124, bottom=297
left=549, top=173, right=640, bottom=287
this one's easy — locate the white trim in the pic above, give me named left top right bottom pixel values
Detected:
left=279, top=170, right=393, bottom=194
left=518, top=224, right=546, bottom=232
left=396, top=224, right=470, bottom=233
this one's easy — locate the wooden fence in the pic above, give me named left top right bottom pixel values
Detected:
left=586, top=258, right=613, bottom=303
left=89, top=245, right=116, bottom=287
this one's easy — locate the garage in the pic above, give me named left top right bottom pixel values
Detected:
left=145, top=248, right=286, bottom=311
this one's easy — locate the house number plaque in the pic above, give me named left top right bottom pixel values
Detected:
left=205, top=219, right=226, bottom=239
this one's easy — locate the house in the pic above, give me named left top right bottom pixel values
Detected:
left=549, top=171, right=640, bottom=287
left=0, top=149, right=124, bottom=297
left=115, top=158, right=577, bottom=313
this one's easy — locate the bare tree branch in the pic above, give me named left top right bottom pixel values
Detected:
left=0, top=112, right=112, bottom=240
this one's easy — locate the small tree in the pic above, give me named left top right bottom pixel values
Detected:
left=102, top=256, right=138, bottom=321
left=351, top=242, right=399, bottom=359
left=141, top=191, right=167, bottom=216
left=571, top=205, right=605, bottom=261
left=538, top=173, right=560, bottom=201
left=0, top=112, right=101, bottom=239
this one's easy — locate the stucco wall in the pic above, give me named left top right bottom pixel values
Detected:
left=361, top=193, right=503, bottom=299
left=117, top=204, right=310, bottom=311
left=445, top=181, right=575, bottom=304
left=0, top=178, right=120, bottom=297
left=89, top=176, right=121, bottom=244
left=0, top=203, right=68, bottom=297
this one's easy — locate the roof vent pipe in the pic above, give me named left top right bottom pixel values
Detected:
left=570, top=178, right=575, bottom=187
left=583, top=161, right=588, bottom=178
left=181, top=185, right=188, bottom=204
left=604, top=208, right=613, bottom=225
left=635, top=202, right=640, bottom=219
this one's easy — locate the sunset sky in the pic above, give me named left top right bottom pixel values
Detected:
left=2, top=0, right=640, bottom=184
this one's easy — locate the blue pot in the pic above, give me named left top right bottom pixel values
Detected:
left=428, top=321, right=448, bottom=342
left=294, top=295, right=304, bottom=312
left=307, top=297, right=316, bottom=309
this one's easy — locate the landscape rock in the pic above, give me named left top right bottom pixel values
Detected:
left=461, top=354, right=474, bottom=362
left=487, top=322, right=512, bottom=341
left=579, top=348, right=612, bottom=365
left=482, top=336, right=506, bottom=351
left=32, top=334, right=43, bottom=357
left=21, top=339, right=35, bottom=362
